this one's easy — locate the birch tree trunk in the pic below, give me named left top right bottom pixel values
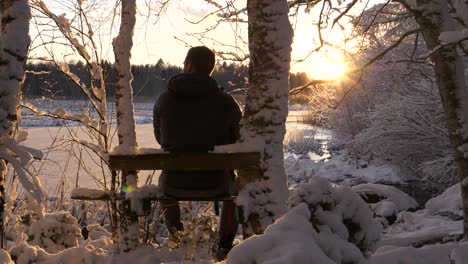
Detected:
left=238, top=0, right=293, bottom=236
left=112, top=0, right=139, bottom=250
left=406, top=0, right=468, bottom=237
left=0, top=0, right=31, bottom=248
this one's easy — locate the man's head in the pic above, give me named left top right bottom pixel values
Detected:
left=183, top=46, right=216, bottom=76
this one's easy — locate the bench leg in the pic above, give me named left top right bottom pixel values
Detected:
left=160, top=199, right=184, bottom=232
left=218, top=200, right=238, bottom=249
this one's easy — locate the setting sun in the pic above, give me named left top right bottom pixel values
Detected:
left=308, top=60, right=347, bottom=81
left=292, top=48, right=348, bottom=81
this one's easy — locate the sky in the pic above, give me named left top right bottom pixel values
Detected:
left=30, top=0, right=369, bottom=79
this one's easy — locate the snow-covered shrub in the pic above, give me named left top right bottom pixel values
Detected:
left=227, top=203, right=336, bottom=264
left=329, top=5, right=457, bottom=190
left=352, top=183, right=418, bottom=225
left=86, top=224, right=112, bottom=240
left=27, top=212, right=82, bottom=253
left=350, top=92, right=454, bottom=189
left=146, top=201, right=220, bottom=260
left=288, top=178, right=381, bottom=262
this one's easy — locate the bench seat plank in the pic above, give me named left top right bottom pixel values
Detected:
left=71, top=190, right=236, bottom=202
left=109, top=152, right=261, bottom=171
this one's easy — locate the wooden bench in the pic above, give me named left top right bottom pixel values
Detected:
left=71, top=150, right=262, bottom=211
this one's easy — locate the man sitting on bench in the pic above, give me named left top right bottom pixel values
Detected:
left=153, top=46, right=242, bottom=256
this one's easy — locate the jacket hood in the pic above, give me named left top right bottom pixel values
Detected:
left=168, top=73, right=220, bottom=96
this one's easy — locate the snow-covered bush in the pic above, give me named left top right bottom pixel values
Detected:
left=352, top=183, right=418, bottom=225
left=86, top=224, right=112, bottom=240
left=27, top=212, right=82, bottom=253
left=288, top=178, right=381, bottom=262
left=328, top=2, right=458, bottom=190
left=350, top=92, right=454, bottom=189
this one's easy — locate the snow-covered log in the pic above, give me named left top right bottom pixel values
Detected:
left=112, top=0, right=139, bottom=250
left=238, top=0, right=293, bottom=235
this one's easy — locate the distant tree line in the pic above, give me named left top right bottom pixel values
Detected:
left=23, top=59, right=310, bottom=101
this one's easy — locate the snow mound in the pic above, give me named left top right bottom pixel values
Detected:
left=10, top=241, right=163, bottom=264
left=27, top=212, right=82, bottom=253
left=425, top=183, right=462, bottom=216
left=226, top=203, right=335, bottom=264
left=285, top=154, right=403, bottom=184
left=288, top=178, right=381, bottom=262
left=352, top=183, right=418, bottom=225
left=378, top=210, right=462, bottom=248
left=368, top=242, right=468, bottom=264
left=352, top=184, right=418, bottom=212
left=10, top=241, right=103, bottom=264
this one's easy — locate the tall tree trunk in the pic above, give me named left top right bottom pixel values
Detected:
left=408, top=0, right=468, bottom=237
left=0, top=0, right=31, bottom=248
left=112, top=0, right=139, bottom=250
left=239, top=0, right=293, bottom=236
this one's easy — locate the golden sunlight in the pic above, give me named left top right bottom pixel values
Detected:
left=308, top=60, right=347, bottom=81
left=293, top=48, right=348, bottom=81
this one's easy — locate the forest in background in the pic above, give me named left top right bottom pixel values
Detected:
left=23, top=60, right=310, bottom=100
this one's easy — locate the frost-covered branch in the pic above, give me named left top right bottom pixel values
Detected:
left=22, top=103, right=101, bottom=136
left=349, top=28, right=421, bottom=74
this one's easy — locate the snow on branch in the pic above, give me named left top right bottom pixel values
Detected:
left=32, top=1, right=91, bottom=62
left=0, top=136, right=44, bottom=202
left=30, top=0, right=107, bottom=121
left=22, top=103, right=101, bottom=136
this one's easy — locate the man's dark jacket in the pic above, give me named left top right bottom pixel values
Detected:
left=153, top=73, right=242, bottom=197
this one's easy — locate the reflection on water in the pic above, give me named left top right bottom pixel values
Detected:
left=285, top=122, right=333, bottom=162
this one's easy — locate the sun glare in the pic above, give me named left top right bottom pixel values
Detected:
left=294, top=48, right=348, bottom=81
left=308, top=60, right=347, bottom=81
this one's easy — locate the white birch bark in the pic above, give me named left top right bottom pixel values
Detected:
left=112, top=0, right=139, bottom=250
left=403, top=0, right=468, bottom=237
left=0, top=0, right=32, bottom=247
left=239, top=0, right=293, bottom=235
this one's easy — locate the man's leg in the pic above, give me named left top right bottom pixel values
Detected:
left=160, top=199, right=184, bottom=232
left=218, top=200, right=238, bottom=249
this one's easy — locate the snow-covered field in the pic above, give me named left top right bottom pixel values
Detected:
left=11, top=100, right=466, bottom=263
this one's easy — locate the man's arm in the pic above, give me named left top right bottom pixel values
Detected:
left=153, top=100, right=161, bottom=145
left=228, top=96, right=242, bottom=143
